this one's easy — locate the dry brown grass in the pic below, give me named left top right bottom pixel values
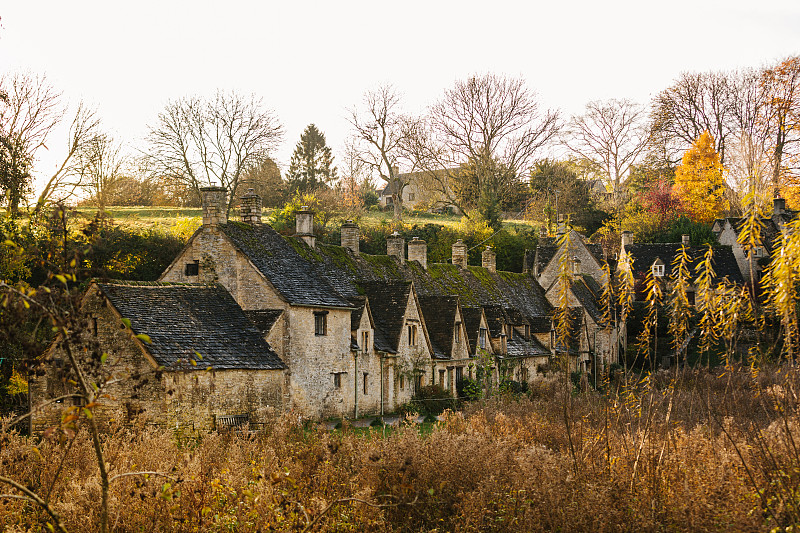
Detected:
left=4, top=365, right=800, bottom=532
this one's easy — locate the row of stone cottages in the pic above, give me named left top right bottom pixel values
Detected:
left=30, top=188, right=754, bottom=431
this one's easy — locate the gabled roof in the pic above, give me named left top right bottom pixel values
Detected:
left=622, top=243, right=744, bottom=284
left=507, top=335, right=550, bottom=357
left=218, top=222, right=351, bottom=309
left=418, top=295, right=460, bottom=359
left=528, top=316, right=553, bottom=334
left=243, top=309, right=284, bottom=335
left=718, top=217, right=783, bottom=254
left=482, top=305, right=509, bottom=338
left=504, top=307, right=530, bottom=327
left=461, top=307, right=485, bottom=356
left=347, top=296, right=367, bottom=331
left=96, top=281, right=285, bottom=370
left=570, top=275, right=605, bottom=325
left=361, top=281, right=414, bottom=354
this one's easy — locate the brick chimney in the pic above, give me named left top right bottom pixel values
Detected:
left=239, top=188, right=262, bottom=225
left=408, top=237, right=427, bottom=269
left=681, top=234, right=690, bottom=246
left=201, top=186, right=227, bottom=226
left=482, top=246, right=496, bottom=272
left=341, top=220, right=360, bottom=254
left=295, top=206, right=315, bottom=248
left=774, top=197, right=786, bottom=216
left=387, top=231, right=405, bottom=262
left=452, top=239, right=468, bottom=268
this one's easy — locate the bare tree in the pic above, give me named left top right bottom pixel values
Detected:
left=651, top=71, right=736, bottom=165
left=76, top=134, right=126, bottom=213
left=762, top=55, right=800, bottom=195
left=562, top=98, right=651, bottom=206
left=409, top=74, right=559, bottom=218
left=347, top=85, right=410, bottom=220
left=35, top=103, right=101, bottom=212
left=144, top=91, right=283, bottom=211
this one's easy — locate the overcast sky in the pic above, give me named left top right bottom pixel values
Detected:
left=2, top=0, right=800, bottom=191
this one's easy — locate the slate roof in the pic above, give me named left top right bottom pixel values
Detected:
left=218, top=223, right=351, bottom=309
left=622, top=244, right=744, bottom=284
left=243, top=309, right=284, bottom=335
left=347, top=297, right=367, bottom=331
left=418, top=296, right=459, bottom=359
left=97, top=282, right=285, bottom=370
left=507, top=335, right=550, bottom=357
left=482, top=305, right=509, bottom=338
left=717, top=217, right=783, bottom=254
left=534, top=245, right=558, bottom=275
left=570, top=275, right=605, bottom=325
left=461, top=307, right=485, bottom=356
left=528, top=316, right=553, bottom=334
left=361, top=281, right=414, bottom=354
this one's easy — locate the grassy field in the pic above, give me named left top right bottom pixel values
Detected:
left=73, top=206, right=538, bottom=234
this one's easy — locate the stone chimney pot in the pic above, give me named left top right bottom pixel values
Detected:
left=452, top=239, right=468, bottom=269
left=239, top=188, right=262, bottom=225
left=774, top=197, right=787, bottom=216
left=295, top=207, right=315, bottom=248
left=681, top=234, right=690, bottom=246
left=341, top=220, right=360, bottom=254
left=201, top=186, right=227, bottom=226
left=482, top=246, right=496, bottom=272
left=408, top=236, right=427, bottom=269
left=621, top=231, right=634, bottom=247
left=387, top=231, right=405, bottom=262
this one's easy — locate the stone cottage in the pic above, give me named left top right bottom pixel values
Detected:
left=31, top=185, right=616, bottom=428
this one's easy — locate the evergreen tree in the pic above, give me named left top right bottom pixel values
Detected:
left=674, top=131, right=728, bottom=223
left=286, top=124, right=337, bottom=193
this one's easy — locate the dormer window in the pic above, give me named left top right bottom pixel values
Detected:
left=753, top=247, right=764, bottom=258
left=479, top=327, right=487, bottom=350
left=652, top=264, right=664, bottom=277
left=454, top=322, right=461, bottom=344
left=408, top=324, right=418, bottom=346
left=361, top=330, right=370, bottom=353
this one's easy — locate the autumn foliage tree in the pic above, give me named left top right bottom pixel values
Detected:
left=674, top=131, right=728, bottom=223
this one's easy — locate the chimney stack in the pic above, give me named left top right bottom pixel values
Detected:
left=201, top=186, right=227, bottom=226
left=621, top=231, right=633, bottom=247
left=774, top=197, right=786, bottom=216
left=572, top=256, right=582, bottom=278
left=407, top=237, right=427, bottom=269
left=387, top=231, right=405, bottom=262
left=681, top=234, right=690, bottom=246
left=295, top=206, right=315, bottom=248
left=482, top=246, right=496, bottom=272
left=452, top=239, right=468, bottom=268
left=239, top=188, right=262, bottom=225
left=341, top=220, right=360, bottom=254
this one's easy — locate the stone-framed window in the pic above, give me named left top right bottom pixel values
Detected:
left=752, top=246, right=764, bottom=258
left=408, top=324, right=418, bottom=346
left=361, top=331, right=370, bottom=353
left=363, top=373, right=368, bottom=395
left=399, top=374, right=405, bottom=390
left=333, top=372, right=343, bottom=388
left=185, top=260, right=199, bottom=276
left=652, top=264, right=665, bottom=277
left=314, top=311, right=328, bottom=336
left=454, top=322, right=461, bottom=344
left=479, top=327, right=487, bottom=350
left=455, top=366, right=463, bottom=386
left=439, top=369, right=445, bottom=388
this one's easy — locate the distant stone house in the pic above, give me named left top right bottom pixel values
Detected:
left=29, top=282, right=285, bottom=432
left=378, top=168, right=462, bottom=213
left=31, top=186, right=619, bottom=427
left=712, top=198, right=796, bottom=288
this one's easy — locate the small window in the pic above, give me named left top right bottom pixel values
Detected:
left=314, top=311, right=328, bottom=336
left=408, top=324, right=417, bottom=346
left=753, top=247, right=764, bottom=258
left=524, top=325, right=530, bottom=338
left=652, top=264, right=665, bottom=277
left=92, top=317, right=98, bottom=336
left=408, top=193, right=415, bottom=202
left=333, top=373, right=342, bottom=388
left=362, top=331, right=370, bottom=353
left=479, top=327, right=487, bottom=349
left=363, top=373, right=368, bottom=395
left=507, top=325, right=513, bottom=340
left=399, top=375, right=405, bottom=390
left=439, top=369, right=445, bottom=388
left=454, top=322, right=461, bottom=344
left=185, top=261, right=199, bottom=276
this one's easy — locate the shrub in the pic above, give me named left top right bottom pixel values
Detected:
left=413, top=384, right=456, bottom=415
left=457, top=377, right=482, bottom=401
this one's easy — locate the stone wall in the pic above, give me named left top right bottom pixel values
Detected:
left=29, top=289, right=285, bottom=433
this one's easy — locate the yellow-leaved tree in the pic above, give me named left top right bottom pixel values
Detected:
left=674, top=131, right=729, bottom=223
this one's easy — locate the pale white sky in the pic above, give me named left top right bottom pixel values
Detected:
left=2, top=0, right=799, bottom=192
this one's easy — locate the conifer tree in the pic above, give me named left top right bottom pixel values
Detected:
left=286, top=124, right=337, bottom=193
left=674, top=131, right=728, bottom=223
